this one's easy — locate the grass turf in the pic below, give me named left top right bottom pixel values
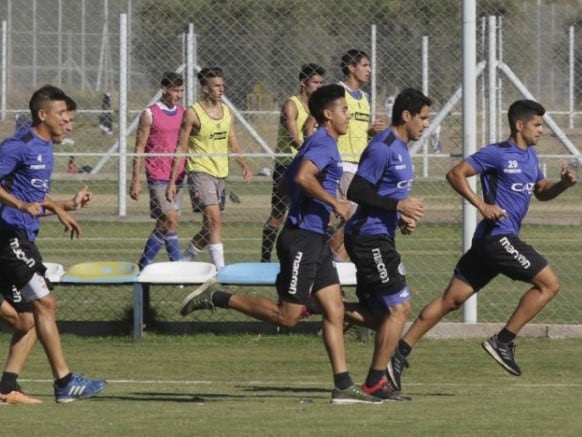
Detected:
left=2, top=333, right=582, bottom=436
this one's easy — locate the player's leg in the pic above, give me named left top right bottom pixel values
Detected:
left=0, top=299, right=42, bottom=404
left=505, top=264, right=559, bottom=335
left=24, top=274, right=107, bottom=402
left=261, top=167, right=288, bottom=263
left=482, top=237, right=554, bottom=376
left=158, top=182, right=182, bottom=262
left=137, top=185, right=167, bottom=269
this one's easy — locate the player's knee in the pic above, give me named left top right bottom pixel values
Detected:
left=33, top=294, right=58, bottom=316
left=278, top=314, right=300, bottom=329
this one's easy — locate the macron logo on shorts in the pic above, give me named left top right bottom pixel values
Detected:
left=289, top=251, right=303, bottom=295
left=372, top=248, right=389, bottom=284
left=499, top=236, right=531, bottom=269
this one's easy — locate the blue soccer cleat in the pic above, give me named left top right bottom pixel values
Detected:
left=54, top=373, right=107, bottom=403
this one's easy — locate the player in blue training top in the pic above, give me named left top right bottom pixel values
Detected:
left=342, top=88, right=429, bottom=401
left=0, top=85, right=107, bottom=404
left=387, top=99, right=577, bottom=392
left=180, top=84, right=382, bottom=405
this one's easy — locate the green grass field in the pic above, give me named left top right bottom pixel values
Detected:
left=2, top=333, right=582, bottom=436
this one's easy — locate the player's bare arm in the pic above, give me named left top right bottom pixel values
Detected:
left=397, top=197, right=424, bottom=222
left=281, top=99, right=302, bottom=150
left=166, top=107, right=199, bottom=201
left=130, top=109, right=153, bottom=201
left=42, top=196, right=82, bottom=239
left=447, top=160, right=507, bottom=221
left=0, top=185, right=43, bottom=216
left=534, top=163, right=577, bottom=201
left=294, top=159, right=350, bottom=221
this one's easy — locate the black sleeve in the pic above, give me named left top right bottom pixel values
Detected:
left=346, top=174, right=399, bottom=212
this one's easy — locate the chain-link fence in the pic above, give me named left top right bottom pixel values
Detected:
left=1, top=0, right=581, bottom=331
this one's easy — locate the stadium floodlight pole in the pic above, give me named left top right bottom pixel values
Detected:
left=462, top=0, right=478, bottom=323
left=118, top=13, right=128, bottom=217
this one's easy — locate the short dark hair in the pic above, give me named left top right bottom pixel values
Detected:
left=341, top=49, right=369, bottom=76
left=198, top=67, right=224, bottom=86
left=65, top=95, right=77, bottom=112
left=299, top=63, right=326, bottom=82
left=507, top=100, right=545, bottom=136
left=308, top=83, right=345, bottom=125
left=161, top=71, right=184, bottom=88
left=29, top=85, right=68, bottom=125
left=391, top=88, right=432, bottom=126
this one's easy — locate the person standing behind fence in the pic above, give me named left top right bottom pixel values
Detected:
left=332, top=49, right=386, bottom=261
left=130, top=72, right=185, bottom=270
left=260, top=63, right=325, bottom=263
left=0, top=85, right=106, bottom=404
left=167, top=67, right=252, bottom=271
left=386, top=99, right=577, bottom=392
left=342, top=88, right=430, bottom=401
left=180, top=84, right=383, bottom=405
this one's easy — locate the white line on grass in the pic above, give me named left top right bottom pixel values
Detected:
left=19, top=379, right=582, bottom=388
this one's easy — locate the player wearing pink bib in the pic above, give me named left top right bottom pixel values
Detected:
left=130, top=72, right=185, bottom=269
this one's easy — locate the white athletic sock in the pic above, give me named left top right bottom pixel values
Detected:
left=181, top=241, right=201, bottom=261
left=208, top=243, right=225, bottom=270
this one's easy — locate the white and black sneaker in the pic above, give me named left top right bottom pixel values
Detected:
left=482, top=334, right=521, bottom=376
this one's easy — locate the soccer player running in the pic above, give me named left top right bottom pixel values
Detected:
left=181, top=84, right=382, bottom=405
left=130, top=72, right=185, bottom=270
left=0, top=86, right=106, bottom=404
left=343, top=88, right=429, bottom=401
left=387, top=99, right=577, bottom=392
left=260, top=63, right=325, bottom=263
left=331, top=49, right=386, bottom=261
left=166, top=67, right=252, bottom=271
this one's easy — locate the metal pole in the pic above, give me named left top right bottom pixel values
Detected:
left=422, top=35, right=429, bottom=177
left=569, top=26, right=575, bottom=129
left=462, top=0, right=478, bottom=323
left=187, top=23, right=195, bottom=105
left=370, top=24, right=377, bottom=123
left=488, top=16, right=497, bottom=144
left=1, top=21, right=6, bottom=121
left=118, top=14, right=128, bottom=216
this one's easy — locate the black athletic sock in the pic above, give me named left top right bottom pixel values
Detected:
left=212, top=291, right=232, bottom=308
left=364, top=369, right=385, bottom=388
left=0, top=372, right=18, bottom=394
left=333, top=372, right=353, bottom=390
left=55, top=373, right=73, bottom=389
left=261, top=224, right=278, bottom=263
left=398, top=339, right=412, bottom=357
left=497, top=328, right=516, bottom=344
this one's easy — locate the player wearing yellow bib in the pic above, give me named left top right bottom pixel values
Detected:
left=260, top=64, right=325, bottom=262
left=331, top=49, right=386, bottom=260
left=167, top=67, right=252, bottom=270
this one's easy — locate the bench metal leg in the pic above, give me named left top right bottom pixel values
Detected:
left=133, top=283, right=144, bottom=340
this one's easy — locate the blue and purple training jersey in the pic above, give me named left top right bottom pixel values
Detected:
left=285, top=127, right=343, bottom=235
left=0, top=128, right=54, bottom=241
left=345, top=129, right=414, bottom=238
left=466, top=140, right=544, bottom=238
